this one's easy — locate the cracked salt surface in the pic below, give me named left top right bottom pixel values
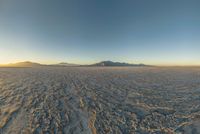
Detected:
left=0, top=67, right=200, bottom=134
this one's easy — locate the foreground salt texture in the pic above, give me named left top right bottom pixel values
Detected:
left=0, top=67, right=200, bottom=134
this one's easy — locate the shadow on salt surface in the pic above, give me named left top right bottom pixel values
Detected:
left=175, top=121, right=200, bottom=133
left=0, top=104, right=20, bottom=132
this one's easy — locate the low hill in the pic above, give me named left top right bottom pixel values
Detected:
left=0, top=61, right=80, bottom=67
left=0, top=61, right=42, bottom=67
left=49, top=62, right=80, bottom=67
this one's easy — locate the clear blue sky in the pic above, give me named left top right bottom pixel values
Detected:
left=0, top=0, right=200, bottom=65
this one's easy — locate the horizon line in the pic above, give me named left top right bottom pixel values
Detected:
left=0, top=60, right=200, bottom=67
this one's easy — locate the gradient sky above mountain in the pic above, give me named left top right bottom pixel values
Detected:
left=0, top=0, right=200, bottom=65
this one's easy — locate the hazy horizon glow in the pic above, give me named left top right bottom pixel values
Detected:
left=0, top=0, right=200, bottom=65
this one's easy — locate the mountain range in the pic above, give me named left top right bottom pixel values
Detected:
left=0, top=61, right=148, bottom=67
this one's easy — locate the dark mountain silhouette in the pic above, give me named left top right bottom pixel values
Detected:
left=91, top=61, right=147, bottom=67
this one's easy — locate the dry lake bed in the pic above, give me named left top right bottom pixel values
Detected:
left=0, top=67, right=200, bottom=134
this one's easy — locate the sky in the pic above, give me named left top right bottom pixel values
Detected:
left=0, top=0, right=200, bottom=65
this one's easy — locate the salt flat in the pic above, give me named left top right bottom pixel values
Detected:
left=0, top=67, right=200, bottom=134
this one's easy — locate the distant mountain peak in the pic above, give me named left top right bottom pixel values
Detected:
left=91, top=61, right=147, bottom=67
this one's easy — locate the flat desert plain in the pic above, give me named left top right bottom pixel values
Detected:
left=0, top=67, right=200, bottom=134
